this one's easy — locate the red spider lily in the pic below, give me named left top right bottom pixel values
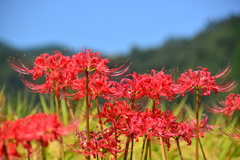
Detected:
left=0, top=113, right=77, bottom=159
left=72, top=127, right=122, bottom=159
left=8, top=51, right=74, bottom=96
left=71, top=49, right=130, bottom=76
left=176, top=65, right=237, bottom=96
left=207, top=93, right=240, bottom=118
left=156, top=114, right=213, bottom=150
left=67, top=77, right=87, bottom=100
left=99, top=101, right=135, bottom=130
left=147, top=69, right=181, bottom=103
left=185, top=114, right=214, bottom=138
left=120, top=69, right=181, bottom=105
left=120, top=72, right=152, bottom=99
left=8, top=51, right=72, bottom=80
left=8, top=49, right=129, bottom=98
left=89, top=73, right=120, bottom=100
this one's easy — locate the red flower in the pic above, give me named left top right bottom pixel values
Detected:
left=120, top=69, right=181, bottom=104
left=8, top=51, right=74, bottom=96
left=71, top=49, right=130, bottom=76
left=89, top=73, right=119, bottom=100
left=0, top=113, right=77, bottom=159
left=147, top=69, right=180, bottom=103
left=8, top=49, right=130, bottom=99
left=72, top=127, right=122, bottom=159
left=120, top=72, right=152, bottom=99
left=176, top=65, right=237, bottom=96
left=208, top=93, right=240, bottom=118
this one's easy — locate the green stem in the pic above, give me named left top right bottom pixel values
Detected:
left=54, top=93, right=65, bottom=160
left=60, top=138, right=65, bottom=160
left=41, top=140, right=46, bottom=160
left=123, top=136, right=131, bottom=160
left=148, top=139, right=152, bottom=160
left=199, top=138, right=207, bottom=160
left=129, top=98, right=136, bottom=160
left=160, top=137, right=167, bottom=160
left=130, top=133, right=134, bottom=160
left=54, top=93, right=59, bottom=117
left=115, top=130, right=118, bottom=160
left=131, top=98, right=135, bottom=110
left=85, top=71, right=91, bottom=160
left=176, top=138, right=183, bottom=160
left=65, top=98, right=75, bottom=120
left=144, top=139, right=149, bottom=160
left=195, top=88, right=200, bottom=160
left=96, top=96, right=103, bottom=131
left=140, top=135, right=147, bottom=160
left=27, top=141, right=31, bottom=160
left=3, top=144, right=9, bottom=160
left=154, top=99, right=167, bottom=160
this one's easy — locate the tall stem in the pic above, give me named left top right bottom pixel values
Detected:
left=65, top=98, right=75, bottom=120
left=176, top=138, right=183, bottom=160
left=195, top=88, right=200, bottom=160
left=123, top=136, right=131, bottom=160
left=85, top=71, right=91, bottom=160
left=130, top=133, right=134, bottom=160
left=140, top=135, right=147, bottom=160
left=199, top=139, right=207, bottom=160
left=96, top=96, right=103, bottom=130
left=54, top=94, right=65, bottom=160
left=27, top=141, right=31, bottom=160
left=54, top=92, right=59, bottom=117
left=152, top=99, right=167, bottom=160
left=129, top=98, right=135, bottom=160
left=3, top=144, right=9, bottom=160
left=144, top=139, right=149, bottom=160
left=41, top=140, right=46, bottom=160
left=160, top=137, right=167, bottom=160
left=148, top=138, right=152, bottom=160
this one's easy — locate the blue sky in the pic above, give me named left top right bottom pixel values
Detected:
left=0, top=0, right=240, bottom=55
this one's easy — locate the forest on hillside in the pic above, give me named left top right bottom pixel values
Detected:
left=1, top=15, right=240, bottom=98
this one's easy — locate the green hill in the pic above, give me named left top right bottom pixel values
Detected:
left=111, top=15, right=240, bottom=95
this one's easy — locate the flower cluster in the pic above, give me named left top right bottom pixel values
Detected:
left=7, top=49, right=238, bottom=159
left=72, top=127, right=122, bottom=159
left=99, top=101, right=213, bottom=150
left=7, top=49, right=130, bottom=98
left=0, top=113, right=76, bottom=159
left=176, top=66, right=236, bottom=96
left=208, top=93, right=240, bottom=118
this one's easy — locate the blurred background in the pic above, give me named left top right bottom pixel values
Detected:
left=1, top=0, right=240, bottom=96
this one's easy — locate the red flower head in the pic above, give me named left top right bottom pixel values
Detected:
left=207, top=93, right=240, bottom=118
left=148, top=69, right=179, bottom=103
left=0, top=113, right=77, bottom=159
left=120, top=72, right=152, bottom=99
left=72, top=127, right=122, bottom=159
left=176, top=65, right=237, bottom=96
left=71, top=49, right=130, bottom=76
left=8, top=51, right=74, bottom=96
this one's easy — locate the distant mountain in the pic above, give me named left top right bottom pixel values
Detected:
left=110, top=15, right=240, bottom=94
left=1, top=15, right=240, bottom=96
